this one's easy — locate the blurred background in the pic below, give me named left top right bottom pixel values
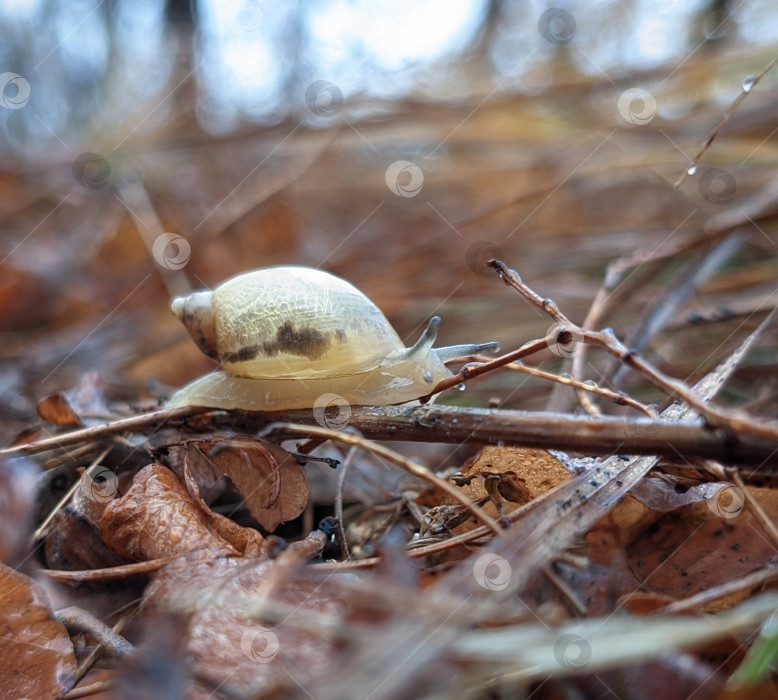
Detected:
left=1, top=0, right=777, bottom=440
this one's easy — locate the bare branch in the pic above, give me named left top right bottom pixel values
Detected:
left=4, top=403, right=777, bottom=467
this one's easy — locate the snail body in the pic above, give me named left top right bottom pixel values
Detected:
left=168, top=266, right=498, bottom=410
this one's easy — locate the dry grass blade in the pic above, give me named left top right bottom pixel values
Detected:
left=454, top=593, right=778, bottom=680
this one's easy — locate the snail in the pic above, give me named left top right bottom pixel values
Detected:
left=167, top=266, right=499, bottom=410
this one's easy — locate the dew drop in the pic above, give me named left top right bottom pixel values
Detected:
left=742, top=75, right=757, bottom=93
left=583, top=379, right=598, bottom=389
left=560, top=372, right=573, bottom=381
left=457, top=383, right=466, bottom=391
left=686, top=164, right=698, bottom=176
left=497, top=440, right=505, bottom=447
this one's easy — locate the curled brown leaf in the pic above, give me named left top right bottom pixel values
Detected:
left=99, top=463, right=238, bottom=561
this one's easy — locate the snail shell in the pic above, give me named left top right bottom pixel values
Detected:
left=168, top=266, right=499, bottom=410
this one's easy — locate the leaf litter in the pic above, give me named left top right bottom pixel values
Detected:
left=2, top=43, right=778, bottom=700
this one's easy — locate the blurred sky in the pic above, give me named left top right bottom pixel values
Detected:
left=0, top=0, right=777, bottom=149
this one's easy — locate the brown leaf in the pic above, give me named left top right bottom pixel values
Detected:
left=8, top=425, right=42, bottom=447
left=447, top=446, right=570, bottom=531
left=204, top=511, right=266, bottom=558
left=166, top=441, right=224, bottom=502
left=72, top=466, right=122, bottom=526
left=99, top=463, right=238, bottom=561
left=142, top=551, right=345, bottom=697
left=36, top=393, right=82, bottom=427
left=0, top=562, right=76, bottom=698
left=591, top=487, right=778, bottom=611
left=201, top=439, right=309, bottom=532
left=180, top=456, right=265, bottom=558
left=496, top=471, right=532, bottom=503
left=45, top=506, right=131, bottom=572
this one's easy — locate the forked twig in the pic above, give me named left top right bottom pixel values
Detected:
left=428, top=259, right=777, bottom=442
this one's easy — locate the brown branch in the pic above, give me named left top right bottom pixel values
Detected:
left=248, top=405, right=776, bottom=466
left=4, top=403, right=778, bottom=467
left=482, top=259, right=778, bottom=443
left=62, top=679, right=115, bottom=700
left=39, top=556, right=179, bottom=584
left=420, top=336, right=550, bottom=401
left=55, top=606, right=134, bottom=659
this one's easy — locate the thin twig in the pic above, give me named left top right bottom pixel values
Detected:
left=39, top=556, right=179, bottom=584
left=56, top=605, right=134, bottom=686
left=260, top=423, right=505, bottom=537
left=674, top=54, right=778, bottom=189
left=62, top=679, right=114, bottom=700
left=335, top=446, right=357, bottom=560
left=497, top=357, right=656, bottom=416
left=55, top=605, right=133, bottom=658
left=32, top=446, right=113, bottom=543
left=0, top=405, right=204, bottom=458
left=420, top=336, right=550, bottom=401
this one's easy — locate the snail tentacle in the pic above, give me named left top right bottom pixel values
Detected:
left=435, top=341, right=501, bottom=364
left=404, top=316, right=441, bottom=361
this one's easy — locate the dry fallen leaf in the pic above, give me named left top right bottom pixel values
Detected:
left=139, top=535, right=344, bottom=698
left=587, top=486, right=778, bottom=612
left=623, top=494, right=778, bottom=610
left=181, top=457, right=266, bottom=557
left=99, top=463, right=239, bottom=561
left=449, top=446, right=570, bottom=531
left=0, top=563, right=76, bottom=698
left=71, top=466, right=121, bottom=526
left=45, top=505, right=131, bottom=573
left=36, top=393, right=82, bottom=428
left=175, top=438, right=310, bottom=532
